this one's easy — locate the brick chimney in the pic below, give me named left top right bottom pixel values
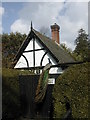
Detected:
left=51, top=23, right=60, bottom=44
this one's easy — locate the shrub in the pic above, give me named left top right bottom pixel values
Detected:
left=2, top=68, right=33, bottom=119
left=53, top=62, right=89, bottom=119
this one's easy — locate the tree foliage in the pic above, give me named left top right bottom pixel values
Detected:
left=2, top=32, right=27, bottom=68
left=74, top=28, right=89, bottom=61
left=2, top=68, right=33, bottom=119
left=2, top=68, right=21, bottom=119
left=61, top=43, right=72, bottom=53
left=53, top=62, right=89, bottom=119
left=61, top=43, right=76, bottom=61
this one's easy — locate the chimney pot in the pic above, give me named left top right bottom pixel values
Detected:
left=51, top=23, right=60, bottom=44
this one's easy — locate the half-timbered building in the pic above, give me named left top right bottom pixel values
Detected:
left=13, top=23, right=75, bottom=74
left=13, top=23, right=75, bottom=118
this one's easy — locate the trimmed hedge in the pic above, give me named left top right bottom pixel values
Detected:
left=53, top=62, right=89, bottom=119
left=2, top=68, right=33, bottom=119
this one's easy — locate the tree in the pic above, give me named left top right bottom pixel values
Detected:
left=2, top=32, right=27, bottom=68
left=74, top=28, right=89, bottom=61
left=61, top=43, right=72, bottom=53
left=61, top=43, right=76, bottom=60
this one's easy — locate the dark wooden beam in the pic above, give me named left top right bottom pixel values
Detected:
left=23, top=48, right=44, bottom=53
left=33, top=38, right=35, bottom=67
left=40, top=52, right=47, bottom=66
left=13, top=31, right=34, bottom=64
left=22, top=54, right=29, bottom=68
left=15, top=61, right=87, bottom=70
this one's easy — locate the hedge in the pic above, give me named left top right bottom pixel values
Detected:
left=2, top=68, right=33, bottom=119
left=53, top=62, right=89, bottom=119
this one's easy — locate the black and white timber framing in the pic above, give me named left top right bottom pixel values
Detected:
left=13, top=24, right=75, bottom=74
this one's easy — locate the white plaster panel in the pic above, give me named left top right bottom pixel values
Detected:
left=35, top=50, right=45, bottom=66
left=42, top=53, right=56, bottom=66
left=24, top=39, right=33, bottom=51
left=49, top=67, right=63, bottom=74
left=14, top=56, right=27, bottom=68
left=23, top=52, right=33, bottom=67
left=35, top=39, right=43, bottom=49
left=42, top=55, right=50, bottom=66
left=42, top=53, right=63, bottom=74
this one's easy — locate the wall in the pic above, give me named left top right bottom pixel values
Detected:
left=15, top=38, right=63, bottom=74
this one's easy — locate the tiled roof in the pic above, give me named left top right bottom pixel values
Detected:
left=32, top=29, right=75, bottom=64
left=14, top=28, right=75, bottom=67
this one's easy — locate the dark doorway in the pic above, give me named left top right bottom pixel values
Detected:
left=19, top=74, right=59, bottom=119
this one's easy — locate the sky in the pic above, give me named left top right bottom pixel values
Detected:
left=1, top=1, right=89, bottom=50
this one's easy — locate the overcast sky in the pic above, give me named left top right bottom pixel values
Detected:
left=1, top=1, right=89, bottom=50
